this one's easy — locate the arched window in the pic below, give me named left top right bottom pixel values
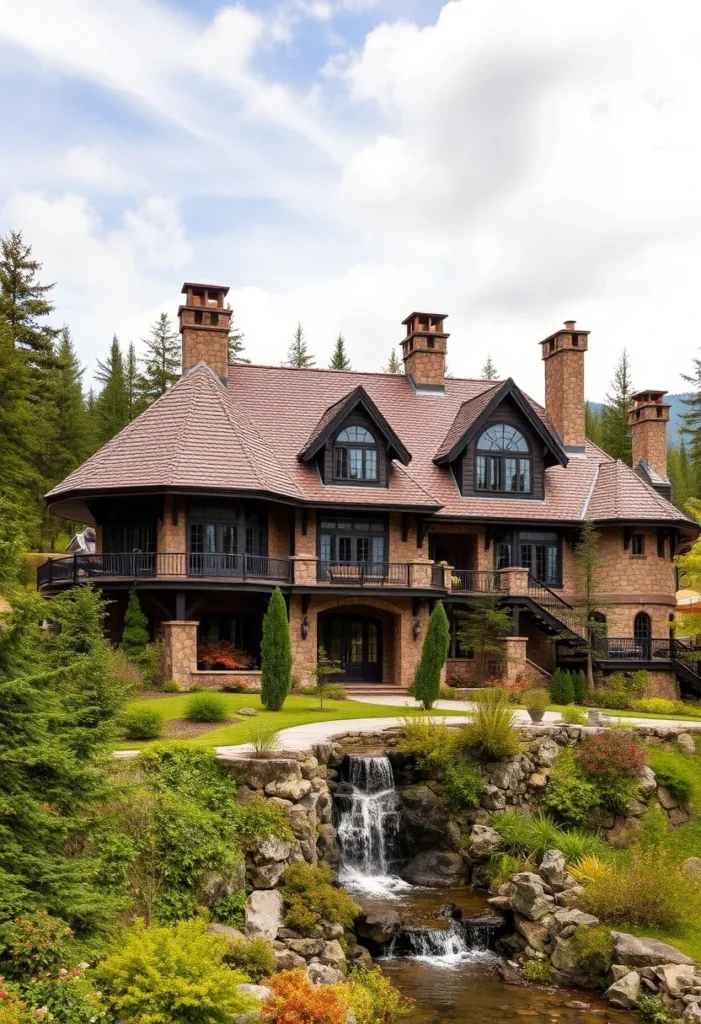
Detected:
left=475, top=424, right=532, bottom=493
left=333, top=425, right=379, bottom=482
left=634, top=612, right=652, bottom=659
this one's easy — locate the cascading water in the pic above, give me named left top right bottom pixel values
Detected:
left=335, top=756, right=406, bottom=894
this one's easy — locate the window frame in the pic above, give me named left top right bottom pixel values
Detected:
left=474, top=423, right=533, bottom=495
left=631, top=533, right=645, bottom=556
left=332, top=424, right=381, bottom=484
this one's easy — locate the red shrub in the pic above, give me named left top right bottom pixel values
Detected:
left=575, top=730, right=647, bottom=779
left=263, top=969, right=348, bottom=1024
left=197, top=641, right=255, bottom=670
left=0, top=979, right=28, bottom=1024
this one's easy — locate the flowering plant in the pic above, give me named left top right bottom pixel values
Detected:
left=197, top=642, right=255, bottom=670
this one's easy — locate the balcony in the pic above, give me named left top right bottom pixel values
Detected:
left=37, top=552, right=293, bottom=588
left=450, top=569, right=503, bottom=593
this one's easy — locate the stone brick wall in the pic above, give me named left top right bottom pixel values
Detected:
left=191, top=670, right=262, bottom=691
left=157, top=495, right=186, bottom=554
left=631, top=416, right=669, bottom=478
left=401, top=336, right=447, bottom=385
left=161, top=620, right=198, bottom=688
left=180, top=307, right=230, bottom=379
left=542, top=346, right=585, bottom=447
left=268, top=506, right=290, bottom=559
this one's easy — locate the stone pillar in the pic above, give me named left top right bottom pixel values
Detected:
left=503, top=636, right=528, bottom=682
left=540, top=321, right=589, bottom=449
left=161, top=620, right=198, bottom=689
left=442, top=564, right=454, bottom=590
left=499, top=567, right=530, bottom=595
left=289, top=595, right=316, bottom=687
left=291, top=555, right=318, bottom=585
left=409, top=561, right=433, bottom=588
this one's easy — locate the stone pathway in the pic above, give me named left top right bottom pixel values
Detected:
left=113, top=699, right=701, bottom=760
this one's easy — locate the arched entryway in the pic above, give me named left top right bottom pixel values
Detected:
left=318, top=610, right=384, bottom=683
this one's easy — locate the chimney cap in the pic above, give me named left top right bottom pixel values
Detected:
left=181, top=282, right=230, bottom=296
left=401, top=311, right=448, bottom=325
left=563, top=319, right=576, bottom=329
left=630, top=389, right=668, bottom=403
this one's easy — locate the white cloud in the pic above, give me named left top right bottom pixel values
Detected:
left=63, top=146, right=141, bottom=193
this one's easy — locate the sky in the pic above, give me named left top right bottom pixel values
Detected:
left=0, top=0, right=699, bottom=402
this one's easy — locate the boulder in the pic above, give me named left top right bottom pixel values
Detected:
left=677, top=733, right=696, bottom=754
left=285, top=806, right=316, bottom=842
left=655, top=964, right=696, bottom=997
left=657, top=785, right=679, bottom=811
left=400, top=785, right=449, bottom=846
left=356, top=908, right=402, bottom=944
left=554, top=884, right=584, bottom=908
left=611, top=932, right=695, bottom=968
left=539, top=850, right=567, bottom=889
left=251, top=837, right=295, bottom=865
left=274, top=948, right=306, bottom=971
left=683, top=1003, right=701, bottom=1022
left=669, top=806, right=692, bottom=826
left=320, top=921, right=345, bottom=940
left=605, top=971, right=641, bottom=1010
left=682, top=857, right=701, bottom=878
left=401, top=850, right=465, bottom=888
left=299, top=756, right=320, bottom=780
left=238, top=707, right=259, bottom=716
left=550, top=937, right=599, bottom=989
left=228, top=757, right=301, bottom=791
left=549, top=909, right=599, bottom=938
left=514, top=913, right=552, bottom=953
left=208, top=922, right=246, bottom=942
left=510, top=873, right=554, bottom=921
left=466, top=824, right=502, bottom=860
left=606, top=817, right=644, bottom=848
left=315, top=792, right=334, bottom=825
left=245, top=890, right=283, bottom=940
left=237, top=983, right=272, bottom=1002
left=533, top=739, right=559, bottom=767
left=528, top=773, right=548, bottom=788
left=286, top=937, right=325, bottom=958
left=639, top=765, right=658, bottom=798
left=307, top=962, right=344, bottom=985
left=246, top=860, right=287, bottom=889
left=197, top=863, right=246, bottom=907
left=316, top=823, right=340, bottom=865
left=264, top=776, right=312, bottom=801
left=481, top=784, right=507, bottom=811
left=320, top=939, right=347, bottom=972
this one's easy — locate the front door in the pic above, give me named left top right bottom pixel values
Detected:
left=319, top=614, right=382, bottom=683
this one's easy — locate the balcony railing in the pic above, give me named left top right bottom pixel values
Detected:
left=450, top=570, right=503, bottom=593
left=37, top=552, right=293, bottom=587
left=556, top=637, right=700, bottom=663
left=317, top=561, right=411, bottom=587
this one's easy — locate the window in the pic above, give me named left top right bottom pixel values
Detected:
left=103, top=523, right=156, bottom=553
left=333, top=425, right=379, bottom=482
left=634, top=612, right=652, bottom=658
left=631, top=534, right=645, bottom=555
left=475, top=424, right=532, bottom=494
left=188, top=508, right=266, bottom=575
left=318, top=517, right=387, bottom=577
left=493, top=531, right=560, bottom=585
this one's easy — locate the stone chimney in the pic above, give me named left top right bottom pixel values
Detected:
left=539, top=320, right=590, bottom=451
left=179, top=282, right=231, bottom=384
left=401, top=312, right=449, bottom=392
left=628, top=389, right=671, bottom=498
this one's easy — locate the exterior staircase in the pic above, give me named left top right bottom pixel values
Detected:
left=343, top=684, right=411, bottom=699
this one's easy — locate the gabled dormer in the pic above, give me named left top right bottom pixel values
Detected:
left=434, top=378, right=567, bottom=499
left=298, top=385, right=411, bottom=488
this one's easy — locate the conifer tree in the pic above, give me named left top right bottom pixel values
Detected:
left=95, top=336, right=130, bottom=445
left=329, top=334, right=351, bottom=370
left=600, top=349, right=634, bottom=464
left=414, top=602, right=450, bottom=709
left=564, top=519, right=608, bottom=691
left=585, top=402, right=604, bottom=448
left=384, top=349, right=403, bottom=374
left=49, top=328, right=89, bottom=477
left=480, top=354, right=498, bottom=380
left=260, top=588, right=293, bottom=710
left=285, top=322, right=315, bottom=368
left=121, top=590, right=151, bottom=666
left=457, top=593, right=513, bottom=685
left=681, top=354, right=701, bottom=486
left=0, top=229, right=59, bottom=398
left=125, top=342, right=141, bottom=419
left=668, top=441, right=694, bottom=512
left=572, top=669, right=587, bottom=704
left=0, top=317, right=36, bottom=507
left=139, top=313, right=180, bottom=402
left=228, top=317, right=249, bottom=364
left=549, top=668, right=575, bottom=705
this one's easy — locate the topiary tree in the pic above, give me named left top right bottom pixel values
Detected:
left=573, top=669, right=587, bottom=704
left=122, top=589, right=150, bottom=663
left=550, top=668, right=575, bottom=705
left=414, top=602, right=450, bottom=710
left=260, top=587, right=293, bottom=710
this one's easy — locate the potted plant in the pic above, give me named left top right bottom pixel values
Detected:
left=524, top=687, right=549, bottom=723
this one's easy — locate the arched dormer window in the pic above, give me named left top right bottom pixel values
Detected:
left=334, top=425, right=379, bottom=482
left=475, top=424, right=532, bottom=493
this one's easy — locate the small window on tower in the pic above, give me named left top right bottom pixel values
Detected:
left=572, top=334, right=580, bottom=346
left=631, top=534, right=645, bottom=556
left=194, top=310, right=203, bottom=325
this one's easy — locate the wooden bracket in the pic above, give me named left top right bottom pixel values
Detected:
left=302, top=594, right=311, bottom=614
left=401, top=512, right=411, bottom=544
left=416, top=518, right=427, bottom=549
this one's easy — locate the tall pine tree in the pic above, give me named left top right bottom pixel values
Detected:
left=329, top=334, right=351, bottom=370
left=95, top=336, right=130, bottom=445
left=228, top=315, right=249, bottom=364
left=0, top=316, right=37, bottom=510
left=125, top=342, right=141, bottom=419
left=139, top=313, right=180, bottom=402
left=480, top=354, right=498, bottom=380
left=668, top=441, right=694, bottom=513
left=600, top=349, right=634, bottom=464
left=681, top=353, right=701, bottom=483
left=384, top=349, right=403, bottom=374
left=285, top=322, right=315, bottom=368
left=585, top=402, right=604, bottom=448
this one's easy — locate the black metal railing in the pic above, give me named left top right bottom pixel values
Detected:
left=556, top=637, right=701, bottom=665
left=317, top=561, right=410, bottom=586
left=450, top=569, right=503, bottom=593
left=37, top=552, right=293, bottom=586
left=431, top=564, right=446, bottom=588
left=526, top=573, right=585, bottom=639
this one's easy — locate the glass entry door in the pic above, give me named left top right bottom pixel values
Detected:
left=319, top=615, right=382, bottom=682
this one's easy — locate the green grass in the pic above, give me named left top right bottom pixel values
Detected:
left=546, top=704, right=701, bottom=723
left=116, top=693, right=473, bottom=749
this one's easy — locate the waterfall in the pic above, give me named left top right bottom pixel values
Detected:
left=386, top=918, right=500, bottom=965
left=336, top=756, right=406, bottom=893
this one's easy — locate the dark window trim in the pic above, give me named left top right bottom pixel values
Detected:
left=631, top=533, right=645, bottom=556
left=492, top=529, right=562, bottom=587
left=473, top=423, right=533, bottom=496
left=317, top=514, right=389, bottom=564
left=332, top=424, right=380, bottom=484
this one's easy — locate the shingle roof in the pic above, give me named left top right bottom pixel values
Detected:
left=46, top=360, right=695, bottom=528
left=47, top=363, right=304, bottom=501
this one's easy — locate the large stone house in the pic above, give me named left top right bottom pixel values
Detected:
left=39, top=283, right=700, bottom=698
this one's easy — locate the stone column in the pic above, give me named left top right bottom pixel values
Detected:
left=289, top=595, right=316, bottom=687
left=161, top=620, right=198, bottom=689
left=408, top=560, right=433, bottom=588
left=291, top=555, right=318, bottom=585
left=499, top=567, right=530, bottom=595
left=503, top=636, right=528, bottom=682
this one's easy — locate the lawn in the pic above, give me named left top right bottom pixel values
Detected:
left=117, top=692, right=473, bottom=749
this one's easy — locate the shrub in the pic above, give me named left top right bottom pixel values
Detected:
left=0, top=913, right=75, bottom=981
left=632, top=697, right=679, bottom=716
left=568, top=925, right=613, bottom=984
left=638, top=995, right=677, bottom=1024
left=122, top=589, right=150, bottom=662
left=300, top=684, right=348, bottom=701
left=343, top=966, right=413, bottom=1024
left=439, top=685, right=465, bottom=700
left=123, top=707, right=164, bottom=740
left=596, top=689, right=631, bottom=710
left=572, top=670, right=587, bottom=704
left=443, top=760, right=483, bottom=811
left=248, top=719, right=281, bottom=757
left=224, top=936, right=276, bottom=982
left=213, top=890, right=248, bottom=929
left=97, top=918, right=255, bottom=1024
left=638, top=805, right=668, bottom=850
left=549, top=668, right=574, bottom=705
left=576, top=730, right=647, bottom=779
left=162, top=679, right=180, bottom=693
left=574, top=851, right=701, bottom=929
left=524, top=688, right=549, bottom=710
left=502, top=678, right=531, bottom=704
left=489, top=809, right=608, bottom=864
left=414, top=603, right=450, bottom=710
left=543, top=750, right=600, bottom=826
left=521, top=958, right=553, bottom=984
left=462, top=688, right=520, bottom=762
left=21, top=968, right=106, bottom=1024
left=486, top=852, right=535, bottom=889
left=0, top=981, right=29, bottom=1024
left=198, top=641, right=255, bottom=670
left=184, top=692, right=229, bottom=723
left=399, top=718, right=460, bottom=771
left=648, top=749, right=696, bottom=805
left=263, top=969, right=348, bottom=1024
left=560, top=704, right=587, bottom=726
left=260, top=588, right=293, bottom=711
left=281, top=863, right=360, bottom=934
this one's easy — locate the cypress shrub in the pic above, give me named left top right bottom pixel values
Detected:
left=414, top=602, right=450, bottom=710
left=573, top=669, right=587, bottom=704
left=550, top=668, right=575, bottom=705
left=122, top=589, right=150, bottom=662
left=260, top=588, right=292, bottom=711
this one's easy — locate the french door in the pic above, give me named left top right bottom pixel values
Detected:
left=319, top=615, right=382, bottom=683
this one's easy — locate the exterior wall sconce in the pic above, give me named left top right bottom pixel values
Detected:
left=412, top=619, right=421, bottom=640
left=301, top=617, right=310, bottom=640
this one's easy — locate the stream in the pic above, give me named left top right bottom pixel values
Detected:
left=335, top=755, right=636, bottom=1024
